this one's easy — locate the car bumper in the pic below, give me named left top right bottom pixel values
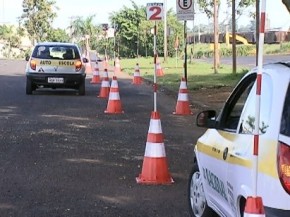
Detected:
left=27, top=73, right=86, bottom=88
left=265, top=206, right=290, bottom=217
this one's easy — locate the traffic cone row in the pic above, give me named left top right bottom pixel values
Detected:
left=90, top=61, right=101, bottom=84
left=136, top=111, right=173, bottom=185
left=132, top=63, right=143, bottom=85
left=105, top=76, right=124, bottom=114
left=173, top=77, right=192, bottom=115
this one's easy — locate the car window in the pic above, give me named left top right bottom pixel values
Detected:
left=280, top=84, right=290, bottom=136
left=238, top=74, right=272, bottom=134
left=220, top=74, right=256, bottom=131
left=32, top=45, right=80, bottom=60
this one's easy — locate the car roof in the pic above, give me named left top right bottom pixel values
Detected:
left=35, top=42, right=78, bottom=47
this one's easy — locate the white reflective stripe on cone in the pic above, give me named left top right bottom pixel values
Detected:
left=108, top=92, right=120, bottom=100
left=177, top=93, right=189, bottom=101
left=103, top=81, right=110, bottom=87
left=180, top=82, right=187, bottom=89
left=244, top=214, right=265, bottom=217
left=148, top=120, right=162, bottom=133
left=134, top=72, right=140, bottom=76
left=111, top=81, right=118, bottom=88
left=144, top=142, right=166, bottom=157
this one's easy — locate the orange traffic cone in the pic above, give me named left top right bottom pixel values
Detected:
left=85, top=51, right=93, bottom=74
left=136, top=111, right=174, bottom=185
left=100, top=68, right=109, bottom=81
left=104, top=76, right=124, bottom=114
left=98, top=77, right=110, bottom=98
left=90, top=61, right=101, bottom=84
left=114, top=57, right=121, bottom=74
left=243, top=197, right=265, bottom=217
left=156, top=57, right=164, bottom=77
left=173, top=77, right=193, bottom=115
left=132, top=63, right=143, bottom=85
left=103, top=55, right=109, bottom=70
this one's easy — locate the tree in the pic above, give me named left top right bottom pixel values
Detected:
left=70, top=15, right=101, bottom=50
left=21, top=0, right=57, bottom=43
left=47, top=28, right=70, bottom=42
left=0, top=25, right=23, bottom=58
left=109, top=1, right=183, bottom=58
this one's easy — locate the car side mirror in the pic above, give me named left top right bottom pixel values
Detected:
left=82, top=57, right=88, bottom=63
left=25, top=55, right=30, bottom=61
left=196, top=110, right=217, bottom=128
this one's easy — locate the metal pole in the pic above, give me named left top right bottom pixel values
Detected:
left=256, top=0, right=260, bottom=66
left=232, top=0, right=237, bottom=74
left=252, top=0, right=266, bottom=198
left=154, top=22, right=157, bottom=112
left=184, top=20, right=187, bottom=81
left=213, top=0, right=218, bottom=74
left=163, top=0, right=167, bottom=62
left=113, top=21, right=116, bottom=60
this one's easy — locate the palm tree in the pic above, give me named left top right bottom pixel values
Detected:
left=70, top=15, right=101, bottom=52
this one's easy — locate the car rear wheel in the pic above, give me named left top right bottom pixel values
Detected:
left=78, top=79, right=85, bottom=95
left=26, top=78, right=33, bottom=95
left=188, top=162, right=218, bottom=217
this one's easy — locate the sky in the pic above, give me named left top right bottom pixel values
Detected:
left=1, top=0, right=289, bottom=30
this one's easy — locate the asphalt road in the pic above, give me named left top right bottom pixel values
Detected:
left=201, top=54, right=290, bottom=68
left=0, top=59, right=204, bottom=217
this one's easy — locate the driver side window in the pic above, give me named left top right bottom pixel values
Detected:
left=221, top=74, right=256, bottom=132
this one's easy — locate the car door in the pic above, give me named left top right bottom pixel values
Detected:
left=217, top=73, right=272, bottom=216
left=203, top=73, right=257, bottom=216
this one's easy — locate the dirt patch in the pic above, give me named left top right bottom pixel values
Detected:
left=189, top=86, right=233, bottom=111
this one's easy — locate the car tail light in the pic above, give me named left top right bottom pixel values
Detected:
left=277, top=142, right=290, bottom=194
left=75, top=60, right=82, bottom=71
left=30, top=60, right=37, bottom=70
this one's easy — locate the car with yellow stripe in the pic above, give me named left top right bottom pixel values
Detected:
left=25, top=42, right=88, bottom=95
left=188, top=62, right=290, bottom=217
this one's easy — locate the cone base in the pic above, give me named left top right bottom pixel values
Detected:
left=98, top=88, right=110, bottom=98
left=90, top=77, right=101, bottom=84
left=104, top=100, right=124, bottom=114
left=244, top=196, right=265, bottom=216
left=132, top=77, right=143, bottom=85
left=173, top=102, right=193, bottom=115
left=136, top=157, right=174, bottom=185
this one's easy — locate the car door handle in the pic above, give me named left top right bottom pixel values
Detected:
left=223, top=147, right=229, bottom=160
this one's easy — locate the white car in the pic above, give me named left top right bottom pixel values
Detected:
left=188, top=62, right=290, bottom=217
left=25, top=42, right=88, bottom=95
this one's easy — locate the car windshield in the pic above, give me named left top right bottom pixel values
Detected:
left=32, top=45, right=80, bottom=60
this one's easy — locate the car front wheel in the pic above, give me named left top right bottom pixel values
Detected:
left=26, top=78, right=33, bottom=95
left=78, top=79, right=85, bottom=95
left=188, top=162, right=218, bottom=217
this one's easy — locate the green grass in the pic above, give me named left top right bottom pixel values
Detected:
left=115, top=57, right=248, bottom=92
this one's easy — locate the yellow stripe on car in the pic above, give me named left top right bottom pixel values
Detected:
left=34, top=59, right=76, bottom=67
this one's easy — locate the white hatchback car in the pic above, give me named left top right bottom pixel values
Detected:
left=188, top=62, right=290, bottom=217
left=25, top=42, right=87, bottom=95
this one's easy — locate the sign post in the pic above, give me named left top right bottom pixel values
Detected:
left=146, top=3, right=164, bottom=112
left=176, top=0, right=194, bottom=82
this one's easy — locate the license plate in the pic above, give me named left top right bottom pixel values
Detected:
left=48, top=77, right=64, bottom=84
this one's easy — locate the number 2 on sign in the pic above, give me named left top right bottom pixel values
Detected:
left=146, top=3, right=163, bottom=21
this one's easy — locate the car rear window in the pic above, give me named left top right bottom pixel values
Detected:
left=32, top=45, right=80, bottom=60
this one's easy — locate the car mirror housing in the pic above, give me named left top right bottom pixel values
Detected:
left=82, top=57, right=88, bottom=63
left=196, top=110, right=217, bottom=128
